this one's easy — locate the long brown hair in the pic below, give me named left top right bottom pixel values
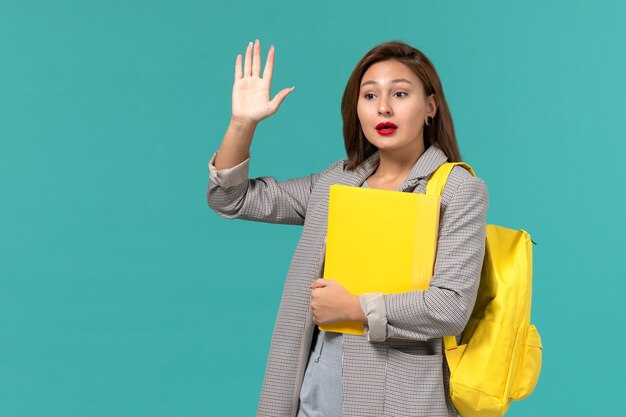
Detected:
left=341, top=41, right=462, bottom=171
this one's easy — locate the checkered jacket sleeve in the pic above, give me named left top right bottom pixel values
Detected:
left=206, top=151, right=326, bottom=225
left=383, top=169, right=489, bottom=341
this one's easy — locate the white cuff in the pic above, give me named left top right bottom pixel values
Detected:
left=359, top=292, right=387, bottom=342
left=208, top=151, right=250, bottom=188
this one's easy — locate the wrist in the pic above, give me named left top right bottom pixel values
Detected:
left=229, top=115, right=259, bottom=131
left=346, top=294, right=367, bottom=323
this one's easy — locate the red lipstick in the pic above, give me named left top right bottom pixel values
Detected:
left=376, top=121, right=397, bottom=135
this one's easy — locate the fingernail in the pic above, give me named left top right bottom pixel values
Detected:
left=248, top=41, right=253, bottom=47
left=255, top=38, right=259, bottom=43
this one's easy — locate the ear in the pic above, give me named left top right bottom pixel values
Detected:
left=427, top=93, right=438, bottom=118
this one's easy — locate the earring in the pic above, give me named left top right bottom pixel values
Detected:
left=425, top=116, right=433, bottom=127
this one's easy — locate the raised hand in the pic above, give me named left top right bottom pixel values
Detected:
left=231, top=39, right=294, bottom=125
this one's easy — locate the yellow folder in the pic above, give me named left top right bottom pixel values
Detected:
left=318, top=184, right=441, bottom=335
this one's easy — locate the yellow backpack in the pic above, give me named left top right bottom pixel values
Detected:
left=427, top=162, right=543, bottom=417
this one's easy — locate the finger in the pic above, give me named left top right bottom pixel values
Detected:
left=234, top=54, right=242, bottom=80
left=269, top=87, right=295, bottom=113
left=252, top=39, right=261, bottom=78
left=244, top=41, right=253, bottom=77
left=310, top=279, right=327, bottom=289
left=262, top=44, right=274, bottom=81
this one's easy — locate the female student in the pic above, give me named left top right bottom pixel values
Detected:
left=207, top=39, right=488, bottom=417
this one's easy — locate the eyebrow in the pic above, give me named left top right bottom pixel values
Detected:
left=360, top=78, right=413, bottom=87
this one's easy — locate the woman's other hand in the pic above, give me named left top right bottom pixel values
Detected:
left=231, top=39, right=294, bottom=125
left=310, top=279, right=367, bottom=325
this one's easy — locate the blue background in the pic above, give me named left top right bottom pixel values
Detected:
left=1, top=0, right=624, bottom=415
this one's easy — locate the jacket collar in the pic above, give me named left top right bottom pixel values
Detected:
left=338, top=145, right=449, bottom=191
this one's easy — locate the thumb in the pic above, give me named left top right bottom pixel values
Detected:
left=269, top=86, right=295, bottom=112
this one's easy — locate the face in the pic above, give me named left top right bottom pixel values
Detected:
left=357, top=59, right=437, bottom=154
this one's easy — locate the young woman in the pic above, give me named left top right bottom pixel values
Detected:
left=207, top=39, right=488, bottom=417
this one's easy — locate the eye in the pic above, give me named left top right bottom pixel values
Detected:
left=362, top=91, right=407, bottom=100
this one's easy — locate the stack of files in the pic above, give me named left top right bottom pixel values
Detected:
left=319, top=184, right=441, bottom=335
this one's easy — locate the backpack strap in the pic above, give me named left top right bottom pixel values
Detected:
left=425, top=161, right=475, bottom=374
left=425, top=162, right=475, bottom=196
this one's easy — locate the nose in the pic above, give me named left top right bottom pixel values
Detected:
left=377, top=95, right=393, bottom=116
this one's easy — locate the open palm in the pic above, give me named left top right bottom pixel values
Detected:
left=232, top=39, right=293, bottom=124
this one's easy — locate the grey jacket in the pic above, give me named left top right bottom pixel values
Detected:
left=207, top=144, right=488, bottom=417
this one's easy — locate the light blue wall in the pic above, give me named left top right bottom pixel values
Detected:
left=1, top=0, right=624, bottom=415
